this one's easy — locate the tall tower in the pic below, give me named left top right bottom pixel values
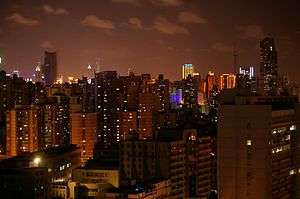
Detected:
left=0, top=49, right=4, bottom=71
left=260, top=37, right=278, bottom=95
left=34, top=62, right=43, bottom=83
left=96, top=58, right=101, bottom=73
left=182, top=63, right=194, bottom=79
left=43, top=51, right=57, bottom=86
left=233, top=44, right=239, bottom=75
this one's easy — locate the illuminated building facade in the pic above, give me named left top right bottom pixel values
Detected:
left=138, top=92, right=159, bottom=139
left=94, top=71, right=121, bottom=146
left=237, top=66, right=257, bottom=93
left=260, top=37, right=279, bottom=95
left=182, top=63, right=194, bottom=79
left=34, top=62, right=43, bottom=83
left=119, top=111, right=137, bottom=140
left=6, top=105, right=39, bottom=156
left=71, top=112, right=97, bottom=164
left=52, top=94, right=70, bottom=146
left=43, top=51, right=57, bottom=86
left=170, top=82, right=183, bottom=109
left=152, top=74, right=170, bottom=112
left=218, top=73, right=236, bottom=90
left=182, top=75, right=199, bottom=109
left=218, top=95, right=300, bottom=198
left=206, top=71, right=216, bottom=98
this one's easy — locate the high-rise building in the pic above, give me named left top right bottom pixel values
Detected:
left=6, top=105, right=39, bottom=156
left=39, top=94, right=70, bottom=147
left=218, top=94, right=300, bottom=198
left=218, top=73, right=236, bottom=90
left=206, top=71, right=216, bottom=98
left=95, top=71, right=123, bottom=146
left=43, top=51, right=57, bottom=86
left=138, top=92, right=159, bottom=139
left=119, top=111, right=137, bottom=140
left=152, top=74, right=170, bottom=112
left=71, top=112, right=97, bottom=164
left=120, top=134, right=187, bottom=198
left=259, top=37, right=279, bottom=95
left=170, top=86, right=183, bottom=109
left=182, top=63, right=194, bottom=79
left=34, top=62, right=43, bottom=83
left=182, top=75, right=199, bottom=109
left=237, top=66, right=257, bottom=93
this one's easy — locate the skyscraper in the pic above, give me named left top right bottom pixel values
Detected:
left=34, top=62, right=43, bottom=83
left=43, top=51, right=57, bottom=86
left=260, top=37, right=279, bottom=95
left=237, top=66, right=257, bottom=93
left=206, top=71, right=216, bottom=98
left=182, top=63, right=194, bottom=79
left=218, top=73, right=236, bottom=90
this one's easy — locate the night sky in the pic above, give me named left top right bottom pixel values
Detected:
left=0, top=0, right=300, bottom=82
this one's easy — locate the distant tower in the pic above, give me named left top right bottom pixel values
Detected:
left=182, top=63, right=194, bottom=79
left=233, top=44, right=239, bottom=75
left=87, top=64, right=94, bottom=82
left=128, top=67, right=134, bottom=76
left=0, top=50, right=4, bottom=71
left=96, top=58, right=101, bottom=73
left=259, top=37, right=279, bottom=95
left=43, top=51, right=57, bottom=86
left=34, top=62, right=43, bottom=83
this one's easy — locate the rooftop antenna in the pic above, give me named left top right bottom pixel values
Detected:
left=233, top=43, right=239, bottom=75
left=128, top=67, right=132, bottom=76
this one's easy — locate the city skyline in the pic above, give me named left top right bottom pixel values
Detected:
left=0, top=0, right=300, bottom=82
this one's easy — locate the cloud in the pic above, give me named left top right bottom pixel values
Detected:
left=128, top=17, right=143, bottom=29
left=81, top=15, right=115, bottom=29
left=43, top=4, right=69, bottom=15
left=211, top=42, right=232, bottom=53
left=40, top=41, right=55, bottom=51
left=111, top=0, right=183, bottom=6
left=153, top=17, right=189, bottom=35
left=178, top=11, right=207, bottom=24
left=6, top=13, right=40, bottom=26
left=151, top=0, right=183, bottom=6
left=236, top=25, right=264, bottom=39
left=111, top=0, right=139, bottom=4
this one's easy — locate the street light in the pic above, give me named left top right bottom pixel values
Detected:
left=33, top=156, right=41, bottom=167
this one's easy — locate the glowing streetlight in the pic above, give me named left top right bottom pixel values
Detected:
left=33, top=156, right=41, bottom=167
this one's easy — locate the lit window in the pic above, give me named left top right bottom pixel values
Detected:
left=289, top=170, right=296, bottom=175
left=247, top=140, right=252, bottom=146
left=290, top=125, right=296, bottom=131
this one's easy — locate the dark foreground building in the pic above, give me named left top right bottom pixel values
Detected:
left=218, top=92, right=300, bottom=199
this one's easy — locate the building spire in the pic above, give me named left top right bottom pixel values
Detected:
left=233, top=43, right=239, bottom=75
left=96, top=58, right=101, bottom=73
